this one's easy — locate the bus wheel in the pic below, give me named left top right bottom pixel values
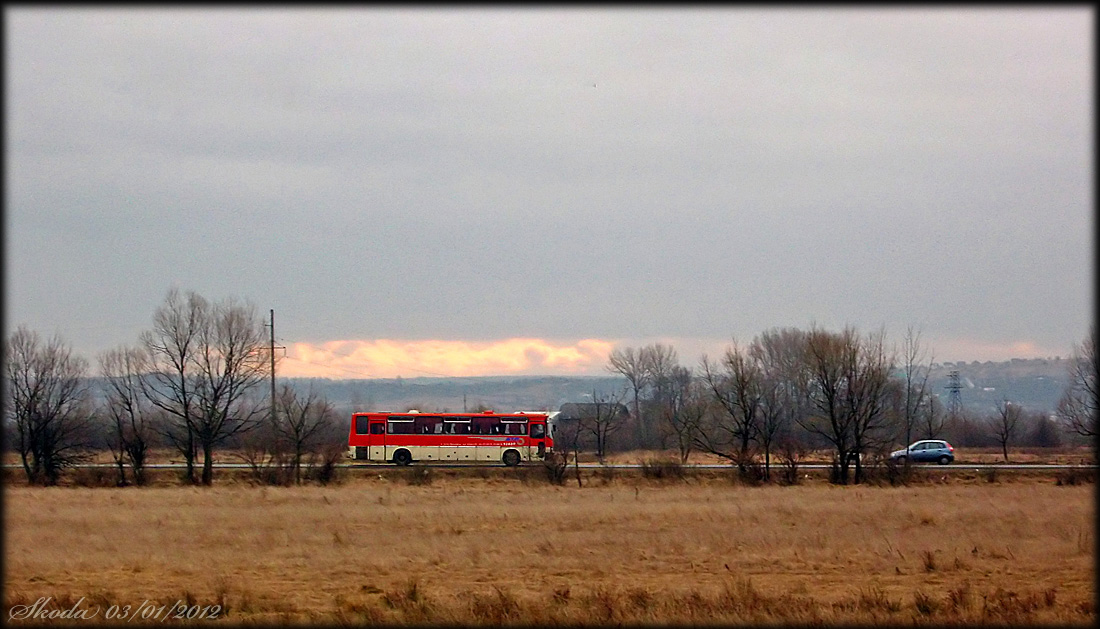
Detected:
left=393, top=450, right=412, bottom=466
left=502, top=450, right=521, bottom=467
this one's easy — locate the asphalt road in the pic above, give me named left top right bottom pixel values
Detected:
left=4, top=462, right=1092, bottom=471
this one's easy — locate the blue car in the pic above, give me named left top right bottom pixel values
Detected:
left=890, top=439, right=955, bottom=465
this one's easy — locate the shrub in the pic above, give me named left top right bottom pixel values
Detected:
left=542, top=452, right=569, bottom=485
left=248, top=463, right=292, bottom=487
left=776, top=454, right=802, bottom=486
left=403, top=465, right=434, bottom=486
left=775, top=438, right=807, bottom=486
left=593, top=464, right=616, bottom=484
left=640, top=458, right=684, bottom=481
left=68, top=466, right=118, bottom=488
left=305, top=446, right=347, bottom=486
left=736, top=459, right=766, bottom=486
left=1055, top=466, right=1094, bottom=486
left=883, top=457, right=909, bottom=486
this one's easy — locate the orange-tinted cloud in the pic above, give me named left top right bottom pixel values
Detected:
left=932, top=337, right=1068, bottom=363
left=278, top=335, right=1069, bottom=379
left=282, top=338, right=615, bottom=378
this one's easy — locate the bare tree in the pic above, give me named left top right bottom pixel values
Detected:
left=697, top=343, right=762, bottom=474
left=798, top=326, right=859, bottom=485
left=1057, top=329, right=1097, bottom=438
left=1029, top=413, right=1063, bottom=447
left=845, top=328, right=896, bottom=484
left=98, top=346, right=157, bottom=485
left=580, top=389, right=629, bottom=462
left=641, top=343, right=678, bottom=449
left=273, top=383, right=337, bottom=484
left=4, top=327, right=93, bottom=485
left=754, top=328, right=812, bottom=419
left=987, top=399, right=1022, bottom=462
left=547, top=416, right=584, bottom=487
left=919, top=394, right=946, bottom=440
left=753, top=370, right=786, bottom=482
left=235, top=411, right=287, bottom=485
left=608, top=347, right=651, bottom=448
left=656, top=365, right=704, bottom=464
left=141, top=289, right=269, bottom=486
left=190, top=297, right=269, bottom=485
left=900, top=325, right=935, bottom=451
left=140, top=289, right=206, bottom=484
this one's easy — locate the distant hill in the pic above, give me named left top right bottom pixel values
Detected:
left=285, top=357, right=1073, bottom=418
left=295, top=375, right=629, bottom=416
left=928, top=357, right=1070, bottom=416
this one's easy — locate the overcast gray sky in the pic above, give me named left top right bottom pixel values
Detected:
left=5, top=7, right=1093, bottom=378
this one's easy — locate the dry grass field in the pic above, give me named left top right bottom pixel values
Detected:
left=3, top=472, right=1095, bottom=626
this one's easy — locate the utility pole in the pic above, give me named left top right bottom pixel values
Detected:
left=270, top=309, right=276, bottom=425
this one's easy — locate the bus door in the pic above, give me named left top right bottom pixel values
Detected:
left=368, top=420, right=386, bottom=461
left=529, top=421, right=547, bottom=459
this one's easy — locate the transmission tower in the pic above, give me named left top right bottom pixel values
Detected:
left=945, top=370, right=963, bottom=417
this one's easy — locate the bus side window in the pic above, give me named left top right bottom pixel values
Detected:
left=414, top=418, right=439, bottom=434
left=370, top=423, right=385, bottom=435
left=355, top=416, right=369, bottom=435
left=445, top=421, right=469, bottom=435
left=389, top=421, right=414, bottom=435
left=530, top=423, right=545, bottom=439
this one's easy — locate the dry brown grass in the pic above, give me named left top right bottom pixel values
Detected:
left=3, top=477, right=1095, bottom=625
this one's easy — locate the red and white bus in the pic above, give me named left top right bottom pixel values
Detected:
left=347, top=411, right=553, bottom=466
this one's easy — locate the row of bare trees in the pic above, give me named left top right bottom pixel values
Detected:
left=4, top=289, right=341, bottom=486
left=6, top=303, right=1093, bottom=487
left=693, top=326, right=904, bottom=484
left=603, top=326, right=1095, bottom=484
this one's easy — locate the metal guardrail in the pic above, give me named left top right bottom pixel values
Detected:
left=3, top=462, right=1094, bottom=471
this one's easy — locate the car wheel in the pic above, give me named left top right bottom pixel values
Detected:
left=937, top=455, right=951, bottom=465
left=895, top=456, right=906, bottom=465
left=393, top=450, right=412, bottom=466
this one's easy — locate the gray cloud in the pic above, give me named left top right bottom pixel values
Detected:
left=6, top=7, right=1092, bottom=366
